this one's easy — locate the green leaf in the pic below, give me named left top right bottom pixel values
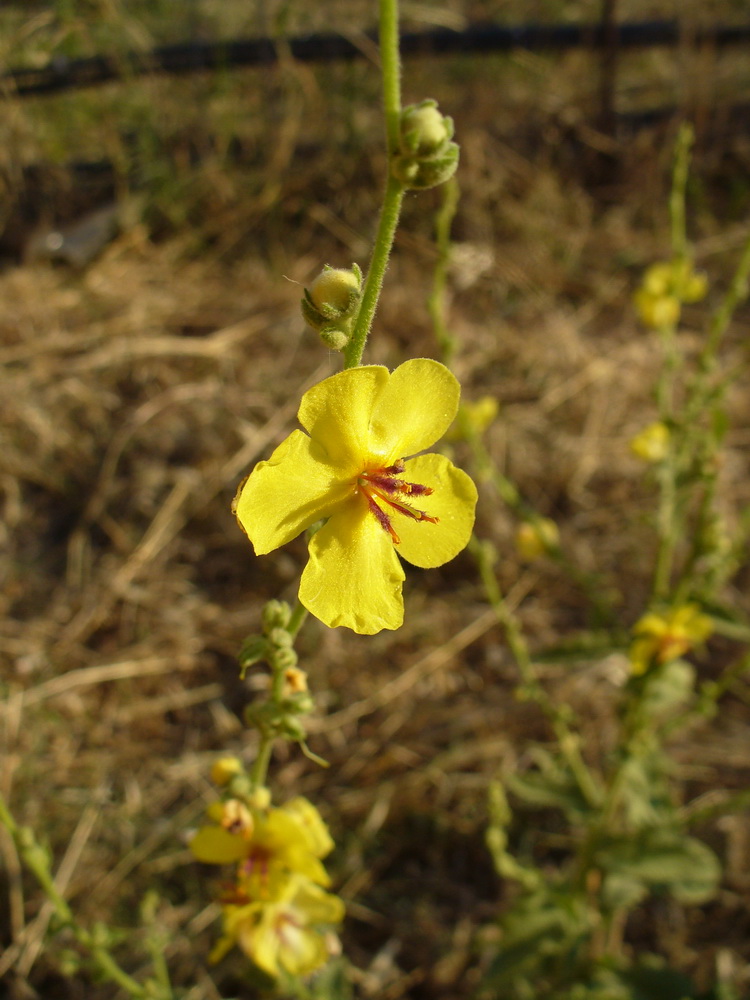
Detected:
left=640, top=660, right=696, bottom=718
left=596, top=830, right=721, bottom=904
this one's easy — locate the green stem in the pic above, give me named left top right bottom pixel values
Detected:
left=428, top=176, right=460, bottom=365
left=344, top=0, right=405, bottom=368
left=669, top=123, right=692, bottom=263
left=287, top=599, right=309, bottom=639
left=701, top=228, right=750, bottom=369
left=652, top=323, right=681, bottom=601
left=0, top=792, right=147, bottom=998
left=469, top=536, right=602, bottom=810
left=250, top=734, right=275, bottom=790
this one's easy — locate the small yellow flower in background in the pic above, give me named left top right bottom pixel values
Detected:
left=190, top=796, right=334, bottom=894
left=515, top=518, right=559, bottom=561
left=210, top=874, right=345, bottom=975
left=192, top=797, right=343, bottom=976
left=233, top=359, right=478, bottom=634
left=634, top=289, right=681, bottom=329
left=634, top=258, right=708, bottom=330
left=630, top=421, right=670, bottom=463
left=629, top=604, right=713, bottom=675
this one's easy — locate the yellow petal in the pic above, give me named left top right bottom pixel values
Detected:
left=633, top=613, right=669, bottom=638
left=282, top=797, right=335, bottom=858
left=299, top=500, right=405, bottom=634
left=240, top=910, right=280, bottom=977
left=278, top=925, right=329, bottom=976
left=394, top=453, right=477, bottom=569
left=292, top=880, right=346, bottom=925
left=234, top=430, right=352, bottom=555
left=190, top=826, right=248, bottom=864
left=367, top=359, right=460, bottom=461
left=298, top=365, right=389, bottom=469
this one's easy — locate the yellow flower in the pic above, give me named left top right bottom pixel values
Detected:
left=630, top=421, right=670, bottom=463
left=629, top=604, right=713, bottom=675
left=233, top=359, right=478, bottom=634
left=190, top=797, right=334, bottom=895
left=210, top=875, right=345, bottom=976
left=634, top=258, right=708, bottom=330
left=634, top=288, right=681, bottom=329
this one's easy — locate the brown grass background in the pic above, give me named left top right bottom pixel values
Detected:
left=2, top=1, right=750, bottom=997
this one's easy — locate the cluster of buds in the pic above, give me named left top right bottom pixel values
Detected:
left=634, top=258, right=708, bottom=329
left=239, top=600, right=313, bottom=742
left=392, top=100, right=459, bottom=190
left=191, top=764, right=344, bottom=978
left=301, top=264, right=363, bottom=351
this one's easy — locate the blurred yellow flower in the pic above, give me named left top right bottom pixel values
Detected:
left=634, top=258, right=707, bottom=329
left=210, top=875, right=345, bottom=975
left=515, top=518, right=559, bottom=561
left=190, top=797, right=334, bottom=895
left=630, top=421, right=670, bottom=463
left=447, top=395, right=499, bottom=440
left=629, top=604, right=713, bottom=675
left=233, top=359, right=478, bottom=634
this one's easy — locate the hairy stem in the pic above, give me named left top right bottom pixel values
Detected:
left=344, top=0, right=405, bottom=368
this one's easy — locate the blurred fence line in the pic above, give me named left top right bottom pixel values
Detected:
left=4, top=20, right=750, bottom=99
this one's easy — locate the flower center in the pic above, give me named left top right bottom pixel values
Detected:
left=357, top=460, right=438, bottom=545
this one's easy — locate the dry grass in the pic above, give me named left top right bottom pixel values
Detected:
left=2, top=5, right=750, bottom=998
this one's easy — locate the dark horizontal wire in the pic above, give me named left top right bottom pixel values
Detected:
left=4, top=20, right=750, bottom=98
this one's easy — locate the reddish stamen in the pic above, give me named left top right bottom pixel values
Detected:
left=363, top=489, right=401, bottom=544
left=358, top=458, right=439, bottom=543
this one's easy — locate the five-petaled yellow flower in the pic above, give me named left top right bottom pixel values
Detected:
left=233, top=359, right=478, bottom=634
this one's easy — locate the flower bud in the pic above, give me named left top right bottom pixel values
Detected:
left=634, top=288, right=681, bottom=329
left=630, top=421, right=670, bottom=463
left=400, top=101, right=453, bottom=156
left=270, top=645, right=299, bottom=672
left=210, top=756, right=244, bottom=787
left=515, top=518, right=560, bottom=561
left=247, top=785, right=271, bottom=810
left=392, top=99, right=459, bottom=190
left=267, top=626, right=293, bottom=650
left=261, top=599, right=292, bottom=633
left=309, top=267, right=361, bottom=316
left=682, top=269, right=708, bottom=303
left=301, top=264, right=362, bottom=352
left=635, top=257, right=707, bottom=329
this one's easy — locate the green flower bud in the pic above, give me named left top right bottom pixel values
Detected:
left=399, top=100, right=454, bottom=156
left=267, top=626, right=293, bottom=649
left=301, top=264, right=362, bottom=352
left=270, top=646, right=299, bottom=672
left=392, top=142, right=459, bottom=191
left=309, top=266, right=361, bottom=316
left=392, top=100, right=459, bottom=190
left=282, top=691, right=315, bottom=715
left=261, top=599, right=292, bottom=632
